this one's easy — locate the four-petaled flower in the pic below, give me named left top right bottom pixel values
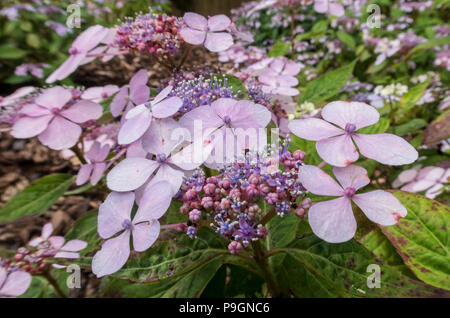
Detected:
left=180, top=12, right=234, bottom=52
left=92, top=181, right=173, bottom=277
left=314, top=0, right=345, bottom=17
left=288, top=101, right=418, bottom=167
left=11, top=86, right=103, bottom=150
left=299, top=164, right=407, bottom=243
left=76, top=141, right=111, bottom=186
left=118, top=85, right=183, bottom=145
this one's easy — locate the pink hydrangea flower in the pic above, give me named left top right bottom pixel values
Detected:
left=81, top=85, right=119, bottom=103
left=76, top=141, right=111, bottom=186
left=314, top=0, right=345, bottom=17
left=258, top=74, right=299, bottom=96
left=180, top=12, right=234, bottom=52
left=117, top=85, right=182, bottom=145
left=288, top=101, right=418, bottom=167
left=92, top=183, right=172, bottom=277
left=46, top=25, right=109, bottom=83
left=299, top=164, right=407, bottom=243
left=108, top=119, right=213, bottom=194
left=110, top=69, right=150, bottom=117
left=0, top=268, right=31, bottom=298
left=11, top=86, right=103, bottom=150
left=29, top=223, right=87, bottom=259
left=394, top=166, right=450, bottom=199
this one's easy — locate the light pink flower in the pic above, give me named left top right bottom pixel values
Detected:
left=117, top=85, right=182, bottom=145
left=288, top=101, right=418, bottom=167
left=11, top=87, right=103, bottom=150
left=46, top=25, right=109, bottom=83
left=180, top=12, right=234, bottom=52
left=29, top=223, right=87, bottom=259
left=110, top=69, right=150, bottom=117
left=92, top=183, right=172, bottom=277
left=314, top=0, right=345, bottom=17
left=76, top=141, right=111, bottom=186
left=0, top=268, right=31, bottom=298
left=300, top=164, right=407, bottom=243
left=258, top=74, right=299, bottom=96
left=395, top=166, right=450, bottom=199
left=81, top=85, right=119, bottom=103
left=108, top=119, right=213, bottom=194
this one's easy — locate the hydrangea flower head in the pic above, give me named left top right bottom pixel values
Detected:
left=394, top=166, right=450, bottom=199
left=180, top=12, right=234, bottom=52
left=11, top=86, right=103, bottom=150
left=299, top=164, right=407, bottom=243
left=314, top=0, right=345, bottom=17
left=288, top=101, right=418, bottom=167
left=92, top=182, right=173, bottom=277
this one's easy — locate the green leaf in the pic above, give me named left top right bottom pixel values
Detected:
left=268, top=40, right=291, bottom=57
left=357, top=117, right=389, bottom=134
left=393, top=118, right=427, bottom=136
left=407, top=36, right=450, bottom=59
left=219, top=74, right=248, bottom=98
left=289, top=134, right=323, bottom=166
left=65, top=212, right=100, bottom=255
left=110, top=227, right=257, bottom=283
left=381, top=191, right=450, bottom=290
left=0, top=174, right=75, bottom=223
left=398, top=80, right=429, bottom=115
left=423, top=109, right=450, bottom=144
left=298, top=61, right=356, bottom=104
left=26, top=33, right=41, bottom=49
left=337, top=30, right=356, bottom=49
left=0, top=45, right=27, bottom=59
left=273, top=233, right=449, bottom=297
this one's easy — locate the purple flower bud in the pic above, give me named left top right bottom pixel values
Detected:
left=189, top=209, right=201, bottom=222
left=300, top=198, right=312, bottom=209
left=246, top=184, right=259, bottom=198
left=228, top=241, right=242, bottom=254
left=293, top=149, right=306, bottom=161
left=266, top=192, right=278, bottom=204
left=257, top=225, right=268, bottom=238
left=344, top=187, right=356, bottom=198
left=229, top=188, right=241, bottom=199
left=187, top=226, right=197, bottom=238
left=185, top=189, right=197, bottom=200
left=248, top=173, right=261, bottom=185
left=203, top=183, right=216, bottom=195
left=201, top=196, right=214, bottom=209
left=219, top=179, right=231, bottom=189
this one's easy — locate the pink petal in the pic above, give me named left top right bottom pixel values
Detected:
left=183, top=12, right=208, bottom=30
left=353, top=133, right=418, bottom=165
left=316, top=134, right=359, bottom=167
left=425, top=184, right=444, bottom=199
left=207, top=15, right=231, bottom=32
left=134, top=181, right=173, bottom=222
left=129, top=69, right=148, bottom=88
left=352, top=190, right=407, bottom=226
left=333, top=165, right=369, bottom=190
left=72, top=25, right=108, bottom=52
left=210, top=98, right=237, bottom=119
left=271, top=86, right=299, bottom=96
left=283, top=61, right=302, bottom=76
left=92, top=230, right=131, bottom=277
left=54, top=251, right=80, bottom=259
left=110, top=86, right=129, bottom=117
left=0, top=268, right=6, bottom=287
left=142, top=118, right=182, bottom=156
left=0, top=271, right=31, bottom=297
left=401, top=180, right=436, bottom=193
left=298, top=165, right=343, bottom=196
left=229, top=100, right=272, bottom=128
left=11, top=114, right=53, bottom=138
left=118, top=109, right=152, bottom=145
left=91, top=162, right=106, bottom=185
left=28, top=237, right=43, bottom=247
left=42, top=223, right=53, bottom=239
left=153, top=85, right=173, bottom=104
left=180, top=27, right=206, bottom=45
left=61, top=240, right=88, bottom=252
left=417, top=166, right=445, bottom=182
left=132, top=221, right=160, bottom=252
left=179, top=105, right=222, bottom=133
left=76, top=164, right=93, bottom=186
left=308, top=197, right=356, bottom=243
left=329, top=2, right=345, bottom=17
left=393, top=168, right=420, bottom=188
left=38, top=116, right=82, bottom=150
left=152, top=97, right=183, bottom=118
left=46, top=54, right=85, bottom=83
left=60, top=100, right=103, bottom=123
left=314, top=0, right=328, bottom=13
left=204, top=32, right=233, bottom=52
left=36, top=87, right=72, bottom=110
left=130, top=84, right=150, bottom=105
left=98, top=191, right=134, bottom=239
left=169, top=137, right=215, bottom=171
left=321, top=101, right=380, bottom=130
left=20, top=104, right=51, bottom=117
left=107, top=158, right=159, bottom=192
left=49, top=236, right=65, bottom=250
left=288, top=118, right=343, bottom=141
left=147, top=164, right=184, bottom=194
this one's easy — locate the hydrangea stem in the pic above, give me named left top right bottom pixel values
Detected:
left=70, top=145, right=87, bottom=164
left=41, top=270, right=67, bottom=298
left=251, top=240, right=283, bottom=297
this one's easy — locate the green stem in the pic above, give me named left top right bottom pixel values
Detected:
left=41, top=271, right=67, bottom=298
left=259, top=207, right=276, bottom=226
left=251, top=241, right=283, bottom=297
left=178, top=45, right=192, bottom=69
left=70, top=145, right=86, bottom=164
